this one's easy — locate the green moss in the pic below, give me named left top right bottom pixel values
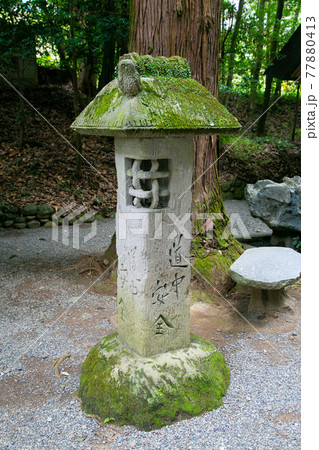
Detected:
left=191, top=240, right=243, bottom=295
left=193, top=252, right=231, bottom=280
left=191, top=288, right=216, bottom=304
left=77, top=333, right=230, bottom=430
left=71, top=54, right=241, bottom=136
left=121, top=53, right=192, bottom=79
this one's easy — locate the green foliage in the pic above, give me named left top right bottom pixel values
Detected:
left=134, top=56, right=191, bottom=79
left=219, top=135, right=301, bottom=183
left=221, top=0, right=301, bottom=97
left=0, top=0, right=129, bottom=87
left=292, top=236, right=301, bottom=252
left=0, top=2, right=40, bottom=71
left=103, top=417, right=115, bottom=423
left=37, top=54, right=59, bottom=68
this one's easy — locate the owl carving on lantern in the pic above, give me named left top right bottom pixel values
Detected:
left=118, top=58, right=142, bottom=97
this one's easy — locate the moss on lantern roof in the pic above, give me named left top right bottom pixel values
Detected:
left=121, top=52, right=192, bottom=78
left=71, top=53, right=241, bottom=137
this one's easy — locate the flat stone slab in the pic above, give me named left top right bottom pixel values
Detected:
left=229, top=247, right=301, bottom=290
left=224, top=200, right=272, bottom=241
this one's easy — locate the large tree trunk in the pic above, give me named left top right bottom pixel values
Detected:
left=15, top=56, right=26, bottom=150
left=257, top=0, right=285, bottom=136
left=129, top=0, right=222, bottom=209
left=78, top=52, right=98, bottom=100
left=98, top=40, right=116, bottom=92
left=249, top=0, right=266, bottom=112
left=70, top=0, right=83, bottom=179
left=128, top=0, right=243, bottom=294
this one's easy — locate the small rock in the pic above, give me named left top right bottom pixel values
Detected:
left=292, top=331, right=298, bottom=336
left=14, top=223, right=27, bottom=229
left=4, top=204, right=20, bottom=215
left=14, top=217, right=26, bottom=223
left=3, top=220, right=14, bottom=227
left=84, top=215, right=95, bottom=224
left=217, top=329, right=222, bottom=332
left=27, top=220, right=41, bottom=228
left=221, top=182, right=231, bottom=192
left=82, top=313, right=92, bottom=320
left=22, top=204, right=37, bottom=216
left=44, top=221, right=57, bottom=228
left=272, top=312, right=280, bottom=318
left=36, top=205, right=55, bottom=219
left=25, top=215, right=36, bottom=221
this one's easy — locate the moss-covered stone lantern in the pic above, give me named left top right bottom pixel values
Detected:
left=72, top=53, right=240, bottom=430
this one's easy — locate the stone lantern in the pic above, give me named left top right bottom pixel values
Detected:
left=72, top=53, right=240, bottom=430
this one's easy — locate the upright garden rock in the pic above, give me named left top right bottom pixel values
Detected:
left=245, top=176, right=301, bottom=232
left=72, top=53, right=240, bottom=429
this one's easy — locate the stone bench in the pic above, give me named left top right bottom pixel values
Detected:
left=229, top=247, right=301, bottom=313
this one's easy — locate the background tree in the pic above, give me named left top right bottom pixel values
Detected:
left=257, top=0, right=284, bottom=135
left=130, top=0, right=232, bottom=218
left=129, top=0, right=243, bottom=293
left=0, top=0, right=41, bottom=148
left=220, top=0, right=235, bottom=86
left=224, top=0, right=245, bottom=96
left=249, top=0, right=266, bottom=111
left=220, top=0, right=299, bottom=102
left=41, top=0, right=129, bottom=176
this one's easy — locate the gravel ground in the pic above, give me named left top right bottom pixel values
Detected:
left=0, top=222, right=300, bottom=449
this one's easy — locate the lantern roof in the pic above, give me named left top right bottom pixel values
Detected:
left=71, top=53, right=241, bottom=137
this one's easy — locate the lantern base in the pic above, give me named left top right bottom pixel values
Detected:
left=76, top=332, right=230, bottom=430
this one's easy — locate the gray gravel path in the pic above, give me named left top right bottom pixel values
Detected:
left=0, top=222, right=300, bottom=449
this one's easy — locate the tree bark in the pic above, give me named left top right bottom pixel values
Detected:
left=98, top=40, right=116, bottom=92
left=220, top=2, right=235, bottom=97
left=99, top=0, right=242, bottom=290
left=78, top=51, right=97, bottom=100
left=15, top=57, right=26, bottom=150
left=70, top=0, right=83, bottom=179
left=225, top=0, right=245, bottom=90
left=257, top=0, right=285, bottom=136
left=129, top=0, right=223, bottom=211
left=249, top=0, right=266, bottom=111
